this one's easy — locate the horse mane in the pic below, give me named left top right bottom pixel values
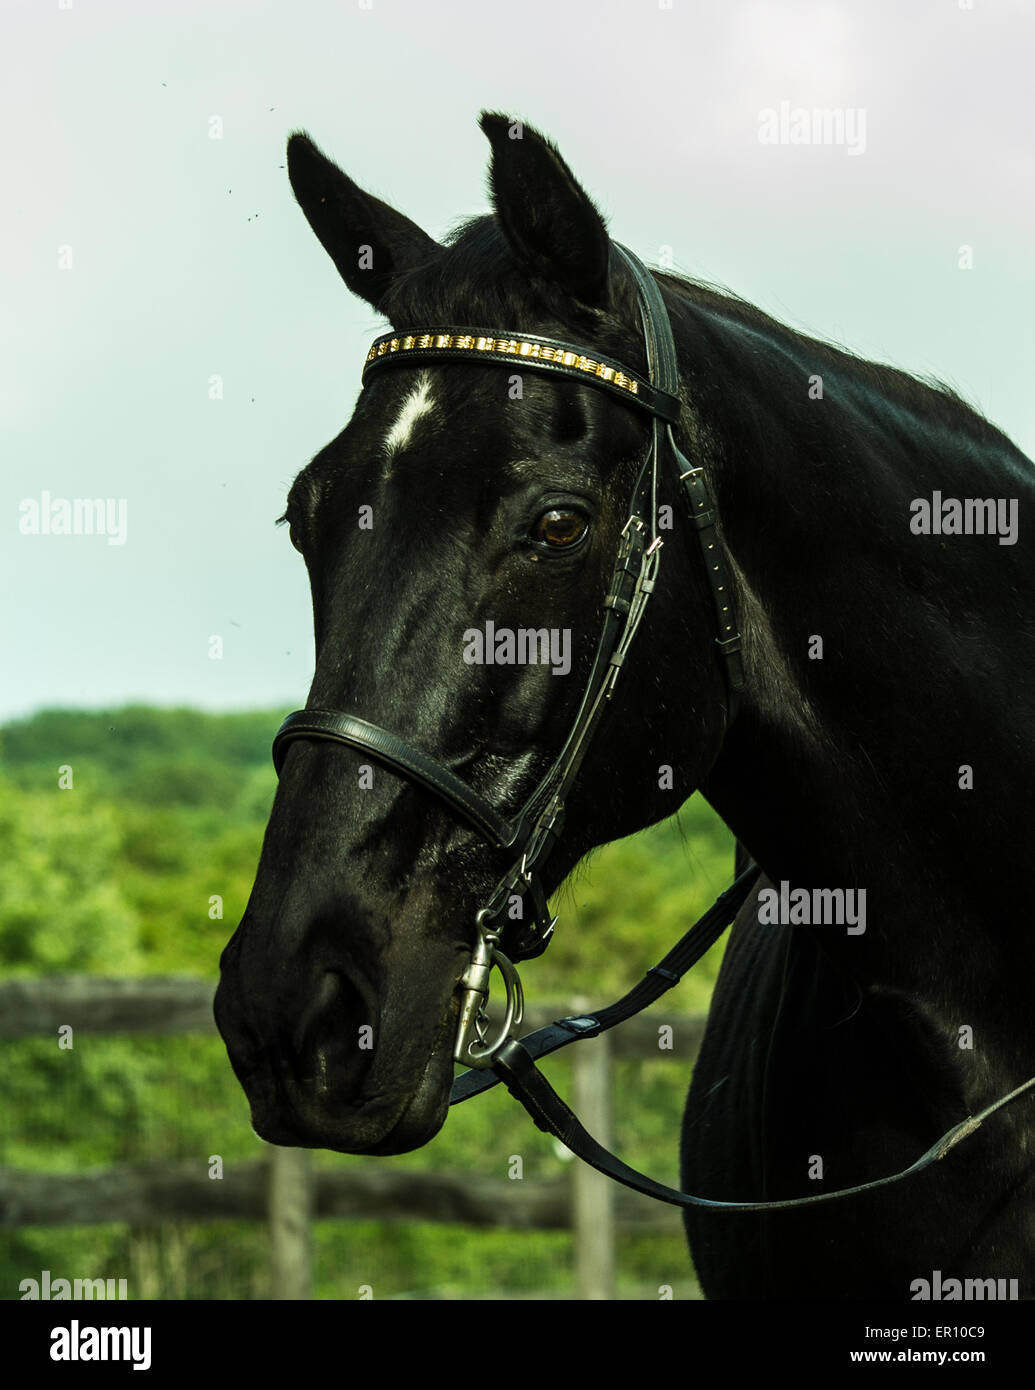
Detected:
left=382, top=213, right=1014, bottom=451
left=656, top=269, right=1011, bottom=447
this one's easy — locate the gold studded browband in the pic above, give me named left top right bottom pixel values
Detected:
left=361, top=328, right=681, bottom=424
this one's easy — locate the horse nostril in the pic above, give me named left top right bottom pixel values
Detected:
left=291, top=970, right=342, bottom=1058
left=290, top=969, right=372, bottom=1092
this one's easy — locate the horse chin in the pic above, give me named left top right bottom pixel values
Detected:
left=245, top=1041, right=455, bottom=1156
left=357, top=1090, right=450, bottom=1156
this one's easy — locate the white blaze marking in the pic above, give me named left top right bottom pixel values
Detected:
left=383, top=371, right=435, bottom=458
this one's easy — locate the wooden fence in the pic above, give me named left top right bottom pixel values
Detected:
left=0, top=976, right=705, bottom=1299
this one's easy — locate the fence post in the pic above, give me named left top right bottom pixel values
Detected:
left=572, top=1016, right=615, bottom=1300
left=268, top=1145, right=314, bottom=1299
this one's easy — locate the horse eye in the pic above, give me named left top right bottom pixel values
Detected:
left=278, top=509, right=304, bottom=552
left=533, top=508, right=589, bottom=549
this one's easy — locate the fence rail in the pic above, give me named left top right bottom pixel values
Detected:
left=0, top=976, right=704, bottom=1298
left=0, top=1158, right=679, bottom=1231
left=0, top=975, right=707, bottom=1055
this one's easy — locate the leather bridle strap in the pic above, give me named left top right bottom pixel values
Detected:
left=363, top=326, right=681, bottom=423
left=452, top=861, right=1035, bottom=1207
left=488, top=1043, right=1035, bottom=1211
left=272, top=710, right=519, bottom=850
left=611, top=245, right=746, bottom=704
left=451, top=863, right=761, bottom=1103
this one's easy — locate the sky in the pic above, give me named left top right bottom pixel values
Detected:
left=3, top=0, right=1032, bottom=724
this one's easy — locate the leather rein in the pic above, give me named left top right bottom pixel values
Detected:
left=271, top=245, right=1035, bottom=1212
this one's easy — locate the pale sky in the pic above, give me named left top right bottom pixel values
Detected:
left=3, top=0, right=1032, bottom=722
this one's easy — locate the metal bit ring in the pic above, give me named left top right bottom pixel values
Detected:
left=454, top=917, right=525, bottom=1070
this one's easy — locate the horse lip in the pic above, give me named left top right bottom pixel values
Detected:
left=248, top=1054, right=451, bottom=1154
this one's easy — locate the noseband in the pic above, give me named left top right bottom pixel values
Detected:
left=270, top=246, right=1035, bottom=1211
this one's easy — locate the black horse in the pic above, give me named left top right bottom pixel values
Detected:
left=215, top=113, right=1035, bottom=1299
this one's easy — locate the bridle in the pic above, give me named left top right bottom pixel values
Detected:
left=271, top=245, right=1035, bottom=1212
left=274, top=244, right=744, bottom=1027
left=273, top=246, right=744, bottom=970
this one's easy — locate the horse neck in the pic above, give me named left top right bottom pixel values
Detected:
left=682, top=293, right=1035, bottom=1012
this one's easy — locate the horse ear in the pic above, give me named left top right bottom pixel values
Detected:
left=479, top=112, right=611, bottom=309
left=287, top=132, right=440, bottom=311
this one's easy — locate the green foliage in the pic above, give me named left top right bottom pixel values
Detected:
left=548, top=803, right=735, bottom=1010
left=0, top=705, right=733, bottom=1298
left=0, top=782, right=142, bottom=974
left=0, top=706, right=275, bottom=788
